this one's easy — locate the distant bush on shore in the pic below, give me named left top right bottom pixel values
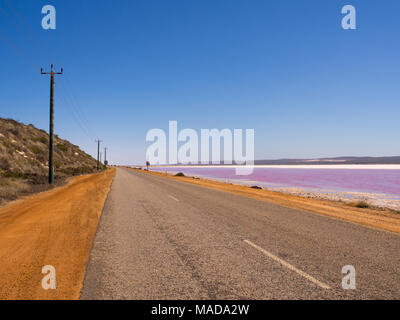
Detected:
left=175, top=172, right=185, bottom=177
left=349, top=201, right=370, bottom=209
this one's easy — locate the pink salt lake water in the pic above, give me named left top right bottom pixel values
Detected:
left=150, top=166, right=400, bottom=201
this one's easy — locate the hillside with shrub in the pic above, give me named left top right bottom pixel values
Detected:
left=0, top=118, right=103, bottom=205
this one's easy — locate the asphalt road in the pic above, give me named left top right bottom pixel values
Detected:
left=81, top=168, right=400, bottom=299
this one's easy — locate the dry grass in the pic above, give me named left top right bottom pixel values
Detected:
left=0, top=178, right=30, bottom=205
left=0, top=177, right=64, bottom=207
left=0, top=117, right=105, bottom=206
left=0, top=118, right=102, bottom=176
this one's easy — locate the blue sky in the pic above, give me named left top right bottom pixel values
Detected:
left=0, top=0, right=399, bottom=164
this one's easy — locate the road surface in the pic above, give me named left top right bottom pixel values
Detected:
left=81, top=168, right=400, bottom=299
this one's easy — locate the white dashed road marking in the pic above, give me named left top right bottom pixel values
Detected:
left=168, top=195, right=179, bottom=202
left=244, top=239, right=331, bottom=289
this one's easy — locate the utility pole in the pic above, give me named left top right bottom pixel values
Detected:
left=41, top=64, right=63, bottom=184
left=96, top=139, right=102, bottom=170
left=104, top=147, right=107, bottom=165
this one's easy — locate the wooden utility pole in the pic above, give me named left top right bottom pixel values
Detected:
left=41, top=64, right=63, bottom=184
left=96, top=139, right=102, bottom=170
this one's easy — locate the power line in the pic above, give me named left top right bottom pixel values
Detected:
left=1, top=1, right=104, bottom=153
left=0, top=29, right=99, bottom=153
left=63, top=75, right=94, bottom=137
left=58, top=80, right=93, bottom=136
left=0, top=2, right=48, bottom=61
left=0, top=30, right=93, bottom=142
left=57, top=83, right=94, bottom=141
left=3, top=0, right=57, bottom=61
left=0, top=28, right=37, bottom=67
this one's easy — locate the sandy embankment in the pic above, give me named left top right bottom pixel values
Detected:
left=0, top=168, right=115, bottom=300
left=140, top=169, right=400, bottom=235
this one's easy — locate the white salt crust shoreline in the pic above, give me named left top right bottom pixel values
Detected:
left=152, top=164, right=400, bottom=170
left=225, top=178, right=400, bottom=211
left=266, top=187, right=400, bottom=211
left=149, top=169, right=400, bottom=211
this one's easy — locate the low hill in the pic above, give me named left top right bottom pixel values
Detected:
left=0, top=118, right=103, bottom=205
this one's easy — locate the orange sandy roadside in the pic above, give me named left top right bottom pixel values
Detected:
left=140, top=169, right=400, bottom=235
left=0, top=168, right=115, bottom=300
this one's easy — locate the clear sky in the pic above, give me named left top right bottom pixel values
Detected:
left=1, top=0, right=399, bottom=164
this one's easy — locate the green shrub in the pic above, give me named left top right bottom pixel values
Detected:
left=33, top=136, right=47, bottom=144
left=349, top=201, right=370, bottom=209
left=354, top=201, right=370, bottom=208
left=32, top=146, right=42, bottom=154
left=0, top=171, right=27, bottom=179
left=175, top=172, right=185, bottom=177
left=56, top=143, right=68, bottom=152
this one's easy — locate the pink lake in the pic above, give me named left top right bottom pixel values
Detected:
left=150, top=166, right=400, bottom=199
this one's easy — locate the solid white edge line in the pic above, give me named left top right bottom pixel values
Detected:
left=244, top=239, right=331, bottom=289
left=168, top=195, right=179, bottom=202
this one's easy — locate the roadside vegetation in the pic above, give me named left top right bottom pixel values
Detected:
left=175, top=172, right=185, bottom=177
left=349, top=200, right=370, bottom=209
left=0, top=118, right=105, bottom=206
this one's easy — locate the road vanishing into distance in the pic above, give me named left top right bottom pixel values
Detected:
left=81, top=168, right=400, bottom=299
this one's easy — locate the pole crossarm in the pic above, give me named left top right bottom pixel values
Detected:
left=41, top=64, right=63, bottom=75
